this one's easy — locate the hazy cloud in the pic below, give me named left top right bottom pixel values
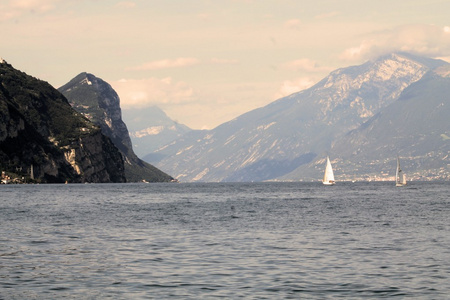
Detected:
left=128, top=58, right=200, bottom=71
left=115, top=1, right=136, bottom=9
left=3, top=0, right=450, bottom=129
left=197, top=13, right=211, bottom=21
left=340, top=24, right=450, bottom=61
left=11, top=0, right=58, bottom=11
left=281, top=58, right=332, bottom=73
left=284, top=19, right=301, bottom=29
left=209, top=58, right=239, bottom=65
left=315, top=11, right=339, bottom=20
left=111, top=77, right=195, bottom=109
left=275, top=77, right=317, bottom=99
left=0, top=0, right=59, bottom=20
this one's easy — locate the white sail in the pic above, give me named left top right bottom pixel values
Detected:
left=322, top=156, right=335, bottom=185
left=395, top=157, right=406, bottom=187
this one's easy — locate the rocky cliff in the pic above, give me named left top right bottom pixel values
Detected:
left=59, top=73, right=174, bottom=182
left=0, top=60, right=125, bottom=183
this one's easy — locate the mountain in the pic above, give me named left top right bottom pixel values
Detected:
left=121, top=106, right=191, bottom=160
left=59, top=73, right=174, bottom=182
left=295, top=65, right=450, bottom=181
left=151, top=53, right=449, bottom=182
left=0, top=60, right=125, bottom=183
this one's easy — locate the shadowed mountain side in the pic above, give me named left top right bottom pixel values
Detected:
left=0, top=60, right=125, bottom=183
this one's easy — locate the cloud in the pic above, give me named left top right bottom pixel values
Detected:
left=437, top=56, right=450, bottom=63
left=110, top=77, right=195, bottom=109
left=209, top=58, right=239, bottom=65
left=115, top=1, right=136, bottom=9
left=197, top=13, right=211, bottom=21
left=314, top=11, right=339, bottom=20
left=127, top=57, right=238, bottom=71
left=274, top=77, right=317, bottom=99
left=340, top=24, right=450, bottom=62
left=281, top=58, right=332, bottom=73
left=127, top=57, right=200, bottom=71
left=0, top=0, right=59, bottom=20
left=284, top=19, right=301, bottom=29
left=11, top=0, right=58, bottom=11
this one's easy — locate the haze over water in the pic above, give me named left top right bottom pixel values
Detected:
left=1, top=182, right=449, bottom=299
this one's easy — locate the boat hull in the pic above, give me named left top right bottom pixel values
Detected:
left=322, top=181, right=335, bottom=186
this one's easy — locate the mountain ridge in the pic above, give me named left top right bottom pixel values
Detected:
left=282, top=66, right=450, bottom=181
left=150, top=53, right=449, bottom=182
left=121, top=105, right=191, bottom=159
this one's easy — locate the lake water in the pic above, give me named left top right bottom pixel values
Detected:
left=1, top=182, right=449, bottom=299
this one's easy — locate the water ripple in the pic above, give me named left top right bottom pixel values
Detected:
left=0, top=182, right=449, bottom=299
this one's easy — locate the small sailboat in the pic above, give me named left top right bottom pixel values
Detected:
left=395, top=156, right=407, bottom=187
left=322, top=156, right=335, bottom=185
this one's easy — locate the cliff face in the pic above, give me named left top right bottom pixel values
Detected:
left=59, top=73, right=174, bottom=182
left=58, top=73, right=133, bottom=153
left=0, top=60, right=126, bottom=183
left=63, top=131, right=125, bottom=183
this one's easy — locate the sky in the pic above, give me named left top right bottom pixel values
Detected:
left=1, top=0, right=450, bottom=129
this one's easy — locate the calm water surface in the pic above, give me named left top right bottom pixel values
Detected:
left=1, top=182, right=449, bottom=299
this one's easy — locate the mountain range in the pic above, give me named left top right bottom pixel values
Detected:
left=121, top=106, right=191, bottom=160
left=149, top=53, right=450, bottom=182
left=58, top=73, right=174, bottom=182
left=2, top=53, right=448, bottom=183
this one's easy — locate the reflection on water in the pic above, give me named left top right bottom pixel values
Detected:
left=1, top=182, right=449, bottom=299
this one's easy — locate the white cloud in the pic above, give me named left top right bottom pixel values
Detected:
left=340, top=24, right=450, bottom=62
left=127, top=57, right=200, bottom=71
left=339, top=40, right=376, bottom=61
left=110, top=77, right=195, bottom=109
left=274, top=77, right=317, bottom=99
left=437, top=56, right=450, bottom=63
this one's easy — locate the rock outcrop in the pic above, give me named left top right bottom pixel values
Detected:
left=0, top=59, right=126, bottom=183
left=59, top=73, right=174, bottom=182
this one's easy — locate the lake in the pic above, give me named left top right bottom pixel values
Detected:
left=1, top=182, right=449, bottom=299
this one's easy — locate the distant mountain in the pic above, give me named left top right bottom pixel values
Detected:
left=293, top=65, right=450, bottom=181
left=0, top=60, right=125, bottom=183
left=151, top=53, right=449, bottom=182
left=121, top=106, right=191, bottom=160
left=59, top=73, right=174, bottom=182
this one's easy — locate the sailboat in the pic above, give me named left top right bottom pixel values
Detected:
left=322, top=156, right=335, bottom=185
left=395, top=157, right=407, bottom=187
